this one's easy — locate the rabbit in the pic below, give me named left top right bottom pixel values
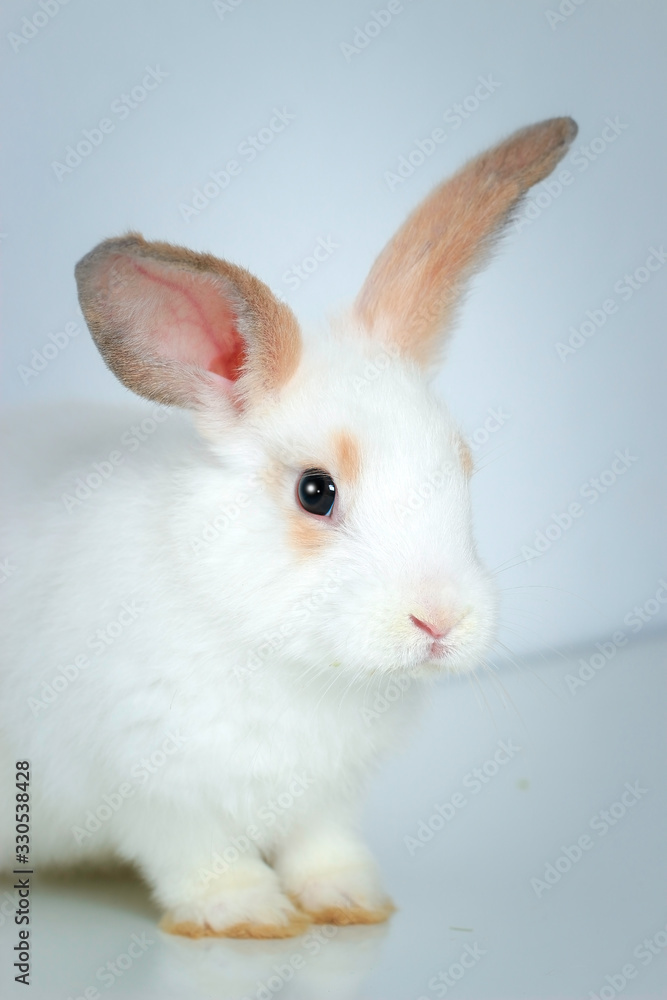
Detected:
left=0, top=117, right=577, bottom=938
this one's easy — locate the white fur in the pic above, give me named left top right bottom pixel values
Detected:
left=0, top=322, right=497, bottom=932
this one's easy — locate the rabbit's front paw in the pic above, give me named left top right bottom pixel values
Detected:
left=288, top=865, right=395, bottom=926
left=160, top=877, right=310, bottom=939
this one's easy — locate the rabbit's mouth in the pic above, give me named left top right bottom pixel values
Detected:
left=407, top=609, right=496, bottom=675
left=428, top=637, right=455, bottom=660
left=410, top=610, right=470, bottom=666
left=418, top=639, right=463, bottom=672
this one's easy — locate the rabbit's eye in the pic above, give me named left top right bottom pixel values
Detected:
left=297, top=469, right=336, bottom=517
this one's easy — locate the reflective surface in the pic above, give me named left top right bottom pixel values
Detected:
left=2, top=633, right=665, bottom=999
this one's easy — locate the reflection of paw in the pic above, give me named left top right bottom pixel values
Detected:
left=160, top=883, right=311, bottom=939
left=289, top=867, right=396, bottom=926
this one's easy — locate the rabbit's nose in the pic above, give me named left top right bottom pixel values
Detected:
left=409, top=614, right=451, bottom=640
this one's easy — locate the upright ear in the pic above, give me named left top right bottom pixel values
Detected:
left=354, top=117, right=578, bottom=366
left=75, top=234, right=301, bottom=409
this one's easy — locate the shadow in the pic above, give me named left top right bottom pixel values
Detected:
left=0, top=862, right=159, bottom=922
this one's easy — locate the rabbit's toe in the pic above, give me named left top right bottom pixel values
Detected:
left=288, top=867, right=395, bottom=926
left=160, top=882, right=310, bottom=939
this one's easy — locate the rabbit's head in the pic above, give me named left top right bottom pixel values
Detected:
left=76, top=118, right=576, bottom=679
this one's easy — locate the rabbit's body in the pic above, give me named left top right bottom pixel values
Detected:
left=0, top=354, right=460, bottom=933
left=0, top=392, right=421, bottom=838
left=1, top=414, right=409, bottom=826
left=0, top=117, right=577, bottom=936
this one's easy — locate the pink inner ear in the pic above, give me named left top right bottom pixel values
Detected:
left=128, top=258, right=247, bottom=382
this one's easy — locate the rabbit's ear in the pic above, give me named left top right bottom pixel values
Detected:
left=354, top=117, right=577, bottom=367
left=75, top=234, right=301, bottom=409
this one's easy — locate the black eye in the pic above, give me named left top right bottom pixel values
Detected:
left=297, top=469, right=336, bottom=517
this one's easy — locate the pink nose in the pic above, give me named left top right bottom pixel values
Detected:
left=410, top=615, right=450, bottom=640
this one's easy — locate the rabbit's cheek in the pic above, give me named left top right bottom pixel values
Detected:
left=286, top=511, right=335, bottom=557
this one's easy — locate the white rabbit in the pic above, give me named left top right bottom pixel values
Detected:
left=0, top=118, right=577, bottom=938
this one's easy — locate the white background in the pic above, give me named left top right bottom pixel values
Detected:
left=1, top=5, right=666, bottom=998
left=1, top=0, right=666, bottom=656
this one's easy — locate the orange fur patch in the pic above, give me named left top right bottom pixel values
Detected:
left=159, top=910, right=311, bottom=939
left=304, top=899, right=396, bottom=926
left=354, top=118, right=577, bottom=366
left=286, top=511, right=333, bottom=557
left=258, top=458, right=284, bottom=493
left=331, top=429, right=361, bottom=485
left=458, top=437, right=474, bottom=478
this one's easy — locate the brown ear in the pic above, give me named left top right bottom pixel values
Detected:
left=75, top=234, right=301, bottom=409
left=354, top=117, right=578, bottom=366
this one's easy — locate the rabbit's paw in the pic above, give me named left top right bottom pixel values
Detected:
left=160, top=881, right=311, bottom=939
left=288, top=866, right=395, bottom=926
